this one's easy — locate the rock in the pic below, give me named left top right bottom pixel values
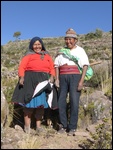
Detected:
left=1, top=89, right=9, bottom=127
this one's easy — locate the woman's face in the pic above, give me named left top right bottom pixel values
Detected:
left=32, top=40, right=42, bottom=53
left=65, top=37, right=77, bottom=49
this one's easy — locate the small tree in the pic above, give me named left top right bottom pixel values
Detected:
left=95, top=29, right=103, bottom=38
left=13, top=31, right=21, bottom=41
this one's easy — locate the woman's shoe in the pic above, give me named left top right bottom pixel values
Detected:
left=36, top=127, right=46, bottom=136
left=24, top=125, right=30, bottom=134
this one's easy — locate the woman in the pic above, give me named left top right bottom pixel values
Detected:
left=54, top=28, right=90, bottom=136
left=12, top=37, right=55, bottom=134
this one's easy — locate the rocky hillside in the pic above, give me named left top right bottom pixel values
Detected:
left=1, top=30, right=112, bottom=149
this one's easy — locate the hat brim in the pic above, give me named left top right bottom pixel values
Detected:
left=65, top=34, right=78, bottom=39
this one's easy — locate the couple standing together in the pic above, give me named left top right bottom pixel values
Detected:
left=12, top=28, right=90, bottom=136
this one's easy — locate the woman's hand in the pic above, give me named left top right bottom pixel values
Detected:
left=49, top=76, right=54, bottom=83
left=19, top=76, right=24, bottom=85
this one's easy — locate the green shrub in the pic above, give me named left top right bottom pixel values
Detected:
left=80, top=118, right=112, bottom=149
left=85, top=29, right=103, bottom=40
left=95, top=29, right=103, bottom=38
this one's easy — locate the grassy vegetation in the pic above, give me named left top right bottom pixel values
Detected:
left=80, top=118, right=112, bottom=149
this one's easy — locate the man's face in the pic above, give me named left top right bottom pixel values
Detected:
left=65, top=37, right=77, bottom=49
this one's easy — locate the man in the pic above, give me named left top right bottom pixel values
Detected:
left=54, top=28, right=89, bottom=136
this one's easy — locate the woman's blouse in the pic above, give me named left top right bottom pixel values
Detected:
left=18, top=53, right=55, bottom=77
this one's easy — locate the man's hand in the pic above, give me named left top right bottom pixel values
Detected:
left=55, top=79, right=60, bottom=88
left=77, top=81, right=84, bottom=91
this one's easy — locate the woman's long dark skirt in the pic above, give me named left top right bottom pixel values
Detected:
left=12, top=71, right=51, bottom=105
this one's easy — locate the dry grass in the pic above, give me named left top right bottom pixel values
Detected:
left=18, top=134, right=42, bottom=149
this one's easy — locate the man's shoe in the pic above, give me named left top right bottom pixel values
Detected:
left=67, top=129, right=76, bottom=136
left=57, top=128, right=66, bottom=134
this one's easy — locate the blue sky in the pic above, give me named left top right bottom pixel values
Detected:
left=1, top=1, right=112, bottom=45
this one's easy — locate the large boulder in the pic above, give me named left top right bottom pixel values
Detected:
left=80, top=90, right=112, bottom=124
left=1, top=89, right=9, bottom=127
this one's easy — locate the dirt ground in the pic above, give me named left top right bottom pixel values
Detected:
left=1, top=124, right=91, bottom=149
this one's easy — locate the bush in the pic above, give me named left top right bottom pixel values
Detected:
left=80, top=118, right=112, bottom=149
left=85, top=29, right=103, bottom=40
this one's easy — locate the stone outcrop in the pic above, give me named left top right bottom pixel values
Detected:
left=1, top=89, right=9, bottom=127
